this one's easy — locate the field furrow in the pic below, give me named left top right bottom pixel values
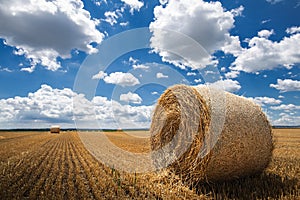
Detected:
left=68, top=135, right=94, bottom=199
left=0, top=137, right=59, bottom=198
left=70, top=141, right=119, bottom=199
left=0, top=129, right=299, bottom=199
left=61, top=137, right=69, bottom=199
left=66, top=140, right=79, bottom=199
left=15, top=137, right=62, bottom=198
left=0, top=132, right=54, bottom=162
left=29, top=145, right=58, bottom=198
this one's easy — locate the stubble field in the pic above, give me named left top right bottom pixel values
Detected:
left=0, top=129, right=299, bottom=199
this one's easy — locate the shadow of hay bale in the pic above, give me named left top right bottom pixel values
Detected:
left=194, top=172, right=299, bottom=199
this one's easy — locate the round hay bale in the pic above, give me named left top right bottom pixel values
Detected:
left=50, top=125, right=60, bottom=134
left=150, top=84, right=273, bottom=183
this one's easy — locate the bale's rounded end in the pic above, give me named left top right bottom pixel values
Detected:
left=150, top=85, right=211, bottom=182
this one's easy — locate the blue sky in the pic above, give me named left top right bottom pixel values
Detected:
left=0, top=0, right=299, bottom=129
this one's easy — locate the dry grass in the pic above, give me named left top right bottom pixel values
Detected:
left=0, top=128, right=299, bottom=199
left=105, top=131, right=150, bottom=153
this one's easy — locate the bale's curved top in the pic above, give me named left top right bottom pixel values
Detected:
left=150, top=84, right=273, bottom=183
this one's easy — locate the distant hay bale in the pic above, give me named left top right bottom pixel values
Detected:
left=150, top=84, right=273, bottom=183
left=50, top=126, right=60, bottom=134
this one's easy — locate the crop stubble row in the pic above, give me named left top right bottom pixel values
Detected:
left=0, top=130, right=299, bottom=199
left=0, top=132, right=123, bottom=199
left=0, top=131, right=194, bottom=199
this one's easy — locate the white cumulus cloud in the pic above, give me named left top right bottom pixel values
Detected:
left=272, top=113, right=300, bottom=126
left=0, top=84, right=153, bottom=129
left=120, top=92, right=142, bottom=104
left=121, top=0, right=144, bottom=14
left=270, top=79, right=300, bottom=92
left=206, top=79, right=241, bottom=92
left=187, top=72, right=197, bottom=76
left=258, top=29, right=274, bottom=38
left=104, top=11, right=119, bottom=26
left=270, top=104, right=300, bottom=111
left=248, top=96, right=282, bottom=106
left=103, top=72, right=140, bottom=86
left=0, top=84, right=76, bottom=126
left=128, top=57, right=139, bottom=64
left=92, top=71, right=107, bottom=80
left=225, top=70, right=240, bottom=79
left=120, top=21, right=129, bottom=26
left=0, top=0, right=104, bottom=71
left=286, top=26, right=300, bottom=34
left=156, top=72, right=168, bottom=79
left=230, top=29, right=300, bottom=73
left=150, top=0, right=242, bottom=70
left=194, top=79, right=202, bottom=83
left=133, top=64, right=149, bottom=70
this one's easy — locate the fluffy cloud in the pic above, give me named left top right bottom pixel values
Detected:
left=206, top=79, right=241, bottom=92
left=104, top=11, right=119, bottom=26
left=221, top=35, right=244, bottom=58
left=92, top=0, right=106, bottom=6
left=248, top=96, right=282, bottom=106
left=103, top=6, right=124, bottom=26
left=225, top=70, right=240, bottom=79
left=0, top=84, right=152, bottom=129
left=159, top=0, right=168, bottom=5
left=230, top=5, right=244, bottom=17
left=194, top=79, right=202, bottom=83
left=103, top=72, right=140, bottom=86
left=120, top=21, right=129, bottom=27
left=150, top=0, right=242, bottom=70
left=187, top=72, right=196, bottom=76
left=91, top=70, right=141, bottom=87
left=133, top=64, right=149, bottom=70
left=272, top=113, right=300, bottom=126
left=0, top=0, right=103, bottom=71
left=111, top=102, right=153, bottom=128
left=286, top=26, right=300, bottom=34
left=270, top=104, right=300, bottom=111
left=156, top=72, right=168, bottom=79
left=92, top=71, right=107, bottom=80
left=121, top=0, right=144, bottom=14
left=230, top=29, right=300, bottom=73
left=120, top=92, right=142, bottom=104
left=127, top=57, right=149, bottom=70
left=270, top=79, right=300, bottom=92
left=129, top=57, right=139, bottom=64
left=0, top=84, right=75, bottom=126
left=257, top=29, right=274, bottom=38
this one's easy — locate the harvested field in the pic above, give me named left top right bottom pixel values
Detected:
left=0, top=129, right=299, bottom=199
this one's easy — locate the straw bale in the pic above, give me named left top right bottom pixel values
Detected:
left=150, top=84, right=273, bottom=183
left=50, top=126, right=60, bottom=134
